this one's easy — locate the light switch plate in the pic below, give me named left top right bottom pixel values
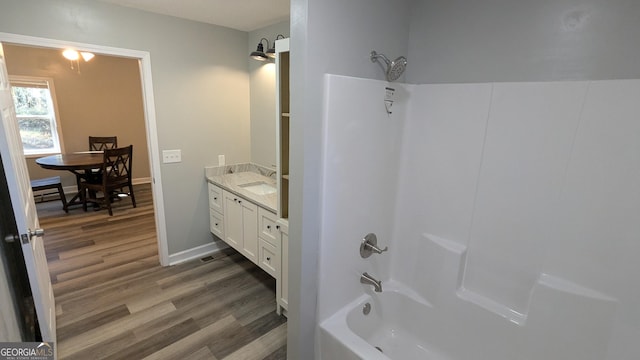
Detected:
left=218, top=155, right=225, bottom=166
left=162, top=149, right=181, bottom=163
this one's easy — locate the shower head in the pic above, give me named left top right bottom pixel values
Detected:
left=370, top=50, right=407, bottom=82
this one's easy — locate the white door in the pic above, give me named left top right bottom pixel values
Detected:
left=0, top=43, right=56, bottom=342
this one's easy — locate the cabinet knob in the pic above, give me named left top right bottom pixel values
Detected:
left=276, top=225, right=280, bottom=230
left=267, top=225, right=271, bottom=229
left=267, top=257, right=271, bottom=261
left=238, top=200, right=242, bottom=204
left=215, top=223, right=218, bottom=226
left=214, top=197, right=217, bottom=200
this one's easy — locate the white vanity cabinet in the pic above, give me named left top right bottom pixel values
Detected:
left=257, top=208, right=280, bottom=278
left=277, top=219, right=289, bottom=314
left=208, top=183, right=224, bottom=240
left=206, top=169, right=288, bottom=316
left=222, top=190, right=258, bottom=262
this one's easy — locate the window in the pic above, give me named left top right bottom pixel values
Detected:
left=9, top=76, right=63, bottom=156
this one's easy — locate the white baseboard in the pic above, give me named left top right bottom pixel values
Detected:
left=168, top=241, right=224, bottom=266
left=33, top=177, right=153, bottom=200
left=132, top=177, right=151, bottom=185
left=56, top=177, right=151, bottom=196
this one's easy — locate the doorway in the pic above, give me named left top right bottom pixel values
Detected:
left=0, top=32, right=169, bottom=265
left=5, top=44, right=151, bottom=198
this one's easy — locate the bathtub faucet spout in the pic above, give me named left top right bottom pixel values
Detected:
left=360, top=272, right=382, bottom=292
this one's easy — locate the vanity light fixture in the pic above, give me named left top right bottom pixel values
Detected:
left=250, top=38, right=270, bottom=61
left=266, top=34, right=285, bottom=58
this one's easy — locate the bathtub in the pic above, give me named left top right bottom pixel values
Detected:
left=319, top=284, right=451, bottom=360
left=318, top=276, right=618, bottom=360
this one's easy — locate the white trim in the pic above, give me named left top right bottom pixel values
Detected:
left=0, top=33, right=153, bottom=62
left=132, top=177, right=152, bottom=185
left=33, top=177, right=154, bottom=203
left=0, top=32, right=170, bottom=266
left=53, top=177, right=151, bottom=196
left=168, top=242, right=226, bottom=266
left=136, top=52, right=170, bottom=267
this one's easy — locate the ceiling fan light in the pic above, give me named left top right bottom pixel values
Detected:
left=62, top=49, right=79, bottom=61
left=80, top=52, right=95, bottom=62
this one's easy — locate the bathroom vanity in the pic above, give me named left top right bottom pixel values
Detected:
left=206, top=164, right=288, bottom=315
left=204, top=38, right=291, bottom=316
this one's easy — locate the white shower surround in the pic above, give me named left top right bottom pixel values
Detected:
left=317, top=74, right=640, bottom=359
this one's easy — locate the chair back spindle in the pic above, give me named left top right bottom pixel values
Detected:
left=89, top=136, right=118, bottom=151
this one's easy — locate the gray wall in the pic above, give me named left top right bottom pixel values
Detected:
left=288, top=0, right=411, bottom=358
left=0, top=0, right=250, bottom=255
left=249, top=21, right=290, bottom=168
left=406, top=0, right=640, bottom=83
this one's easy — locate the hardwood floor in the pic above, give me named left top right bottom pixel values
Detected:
left=36, top=184, right=287, bottom=359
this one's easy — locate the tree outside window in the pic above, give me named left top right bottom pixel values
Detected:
left=10, top=77, right=63, bottom=156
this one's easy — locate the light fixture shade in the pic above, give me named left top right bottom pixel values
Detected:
left=266, top=35, right=285, bottom=59
left=80, top=52, right=95, bottom=62
left=63, top=49, right=79, bottom=61
left=250, top=39, right=269, bottom=61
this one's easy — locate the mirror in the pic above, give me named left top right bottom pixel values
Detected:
left=248, top=21, right=290, bottom=170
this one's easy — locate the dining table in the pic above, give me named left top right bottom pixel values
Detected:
left=35, top=152, right=104, bottom=208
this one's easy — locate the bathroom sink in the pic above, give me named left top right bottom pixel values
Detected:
left=239, top=182, right=276, bottom=195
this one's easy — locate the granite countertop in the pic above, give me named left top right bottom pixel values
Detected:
left=205, top=163, right=277, bottom=213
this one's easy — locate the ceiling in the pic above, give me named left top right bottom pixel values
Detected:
left=99, top=0, right=290, bottom=32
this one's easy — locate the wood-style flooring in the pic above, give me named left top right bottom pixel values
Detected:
left=36, top=184, right=287, bottom=359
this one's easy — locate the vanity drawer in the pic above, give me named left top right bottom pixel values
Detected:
left=258, top=208, right=278, bottom=246
left=208, top=183, right=224, bottom=214
left=209, top=210, right=224, bottom=239
left=258, top=238, right=280, bottom=278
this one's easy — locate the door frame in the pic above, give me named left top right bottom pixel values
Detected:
left=0, top=32, right=170, bottom=266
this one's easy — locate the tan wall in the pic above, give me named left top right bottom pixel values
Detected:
left=4, top=44, right=150, bottom=188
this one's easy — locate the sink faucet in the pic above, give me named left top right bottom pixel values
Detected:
left=360, top=272, right=382, bottom=292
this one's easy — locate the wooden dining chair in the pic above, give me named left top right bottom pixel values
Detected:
left=89, top=136, right=118, bottom=151
left=80, top=145, right=136, bottom=216
left=31, top=176, right=68, bottom=213
left=87, top=136, right=118, bottom=183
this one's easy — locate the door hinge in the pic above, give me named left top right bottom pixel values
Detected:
left=20, top=233, right=29, bottom=244
left=3, top=234, right=18, bottom=243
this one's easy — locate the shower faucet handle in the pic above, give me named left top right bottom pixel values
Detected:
left=360, top=233, right=388, bottom=258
